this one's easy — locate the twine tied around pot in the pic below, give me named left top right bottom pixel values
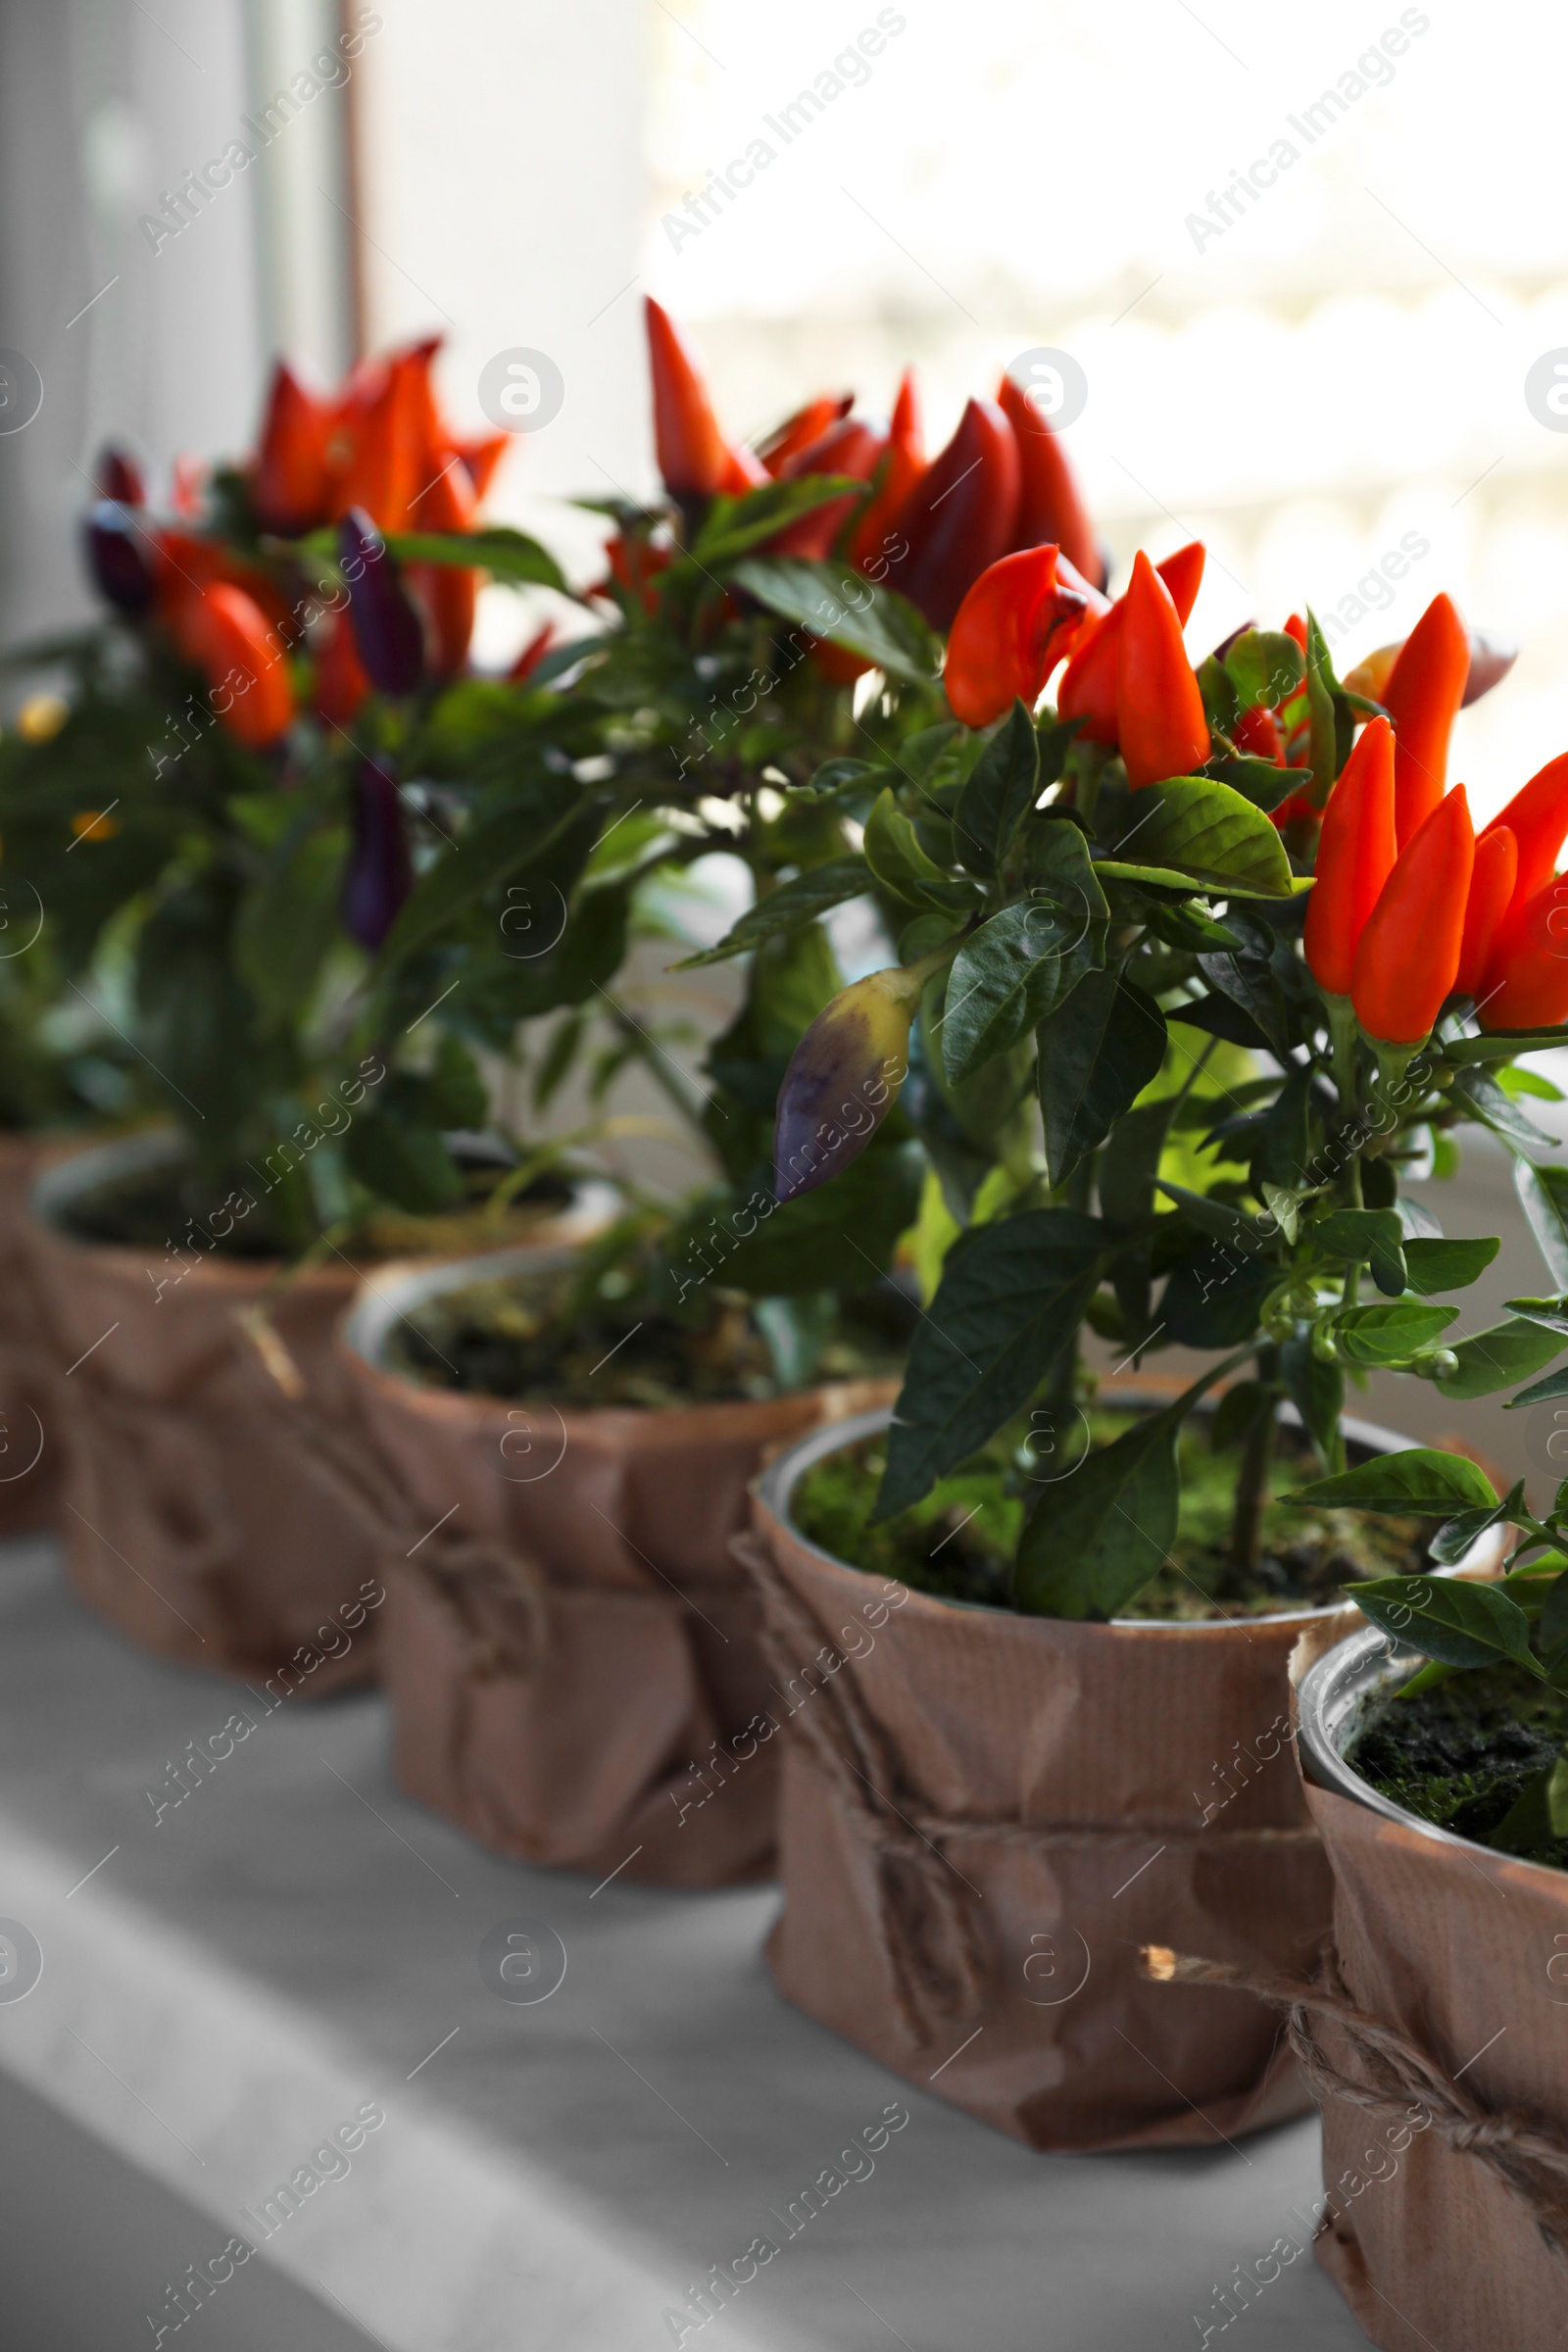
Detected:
left=1145, top=1947, right=1568, bottom=2269
left=240, top=1308, right=551, bottom=1679
left=735, top=1533, right=1321, bottom=2050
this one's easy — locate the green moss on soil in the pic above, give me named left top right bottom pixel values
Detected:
left=790, top=1410, right=1431, bottom=1622
left=1348, top=1665, right=1568, bottom=1871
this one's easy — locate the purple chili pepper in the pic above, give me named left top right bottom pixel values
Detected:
left=82, top=500, right=154, bottom=612
left=341, top=758, right=414, bottom=951
left=337, top=506, right=424, bottom=697
left=95, top=445, right=145, bottom=506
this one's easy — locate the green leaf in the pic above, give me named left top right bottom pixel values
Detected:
left=1312, top=1207, right=1408, bottom=1298
left=1099, top=1097, right=1176, bottom=1230
left=720, top=1137, right=923, bottom=1298
left=1014, top=1407, right=1181, bottom=1619
left=863, top=787, right=961, bottom=907
left=1434, top=1317, right=1567, bottom=1399
left=1224, top=628, right=1305, bottom=710
left=874, top=1208, right=1106, bottom=1518
left=1206, top=757, right=1298, bottom=816
left=233, top=820, right=346, bottom=1024
left=1439, top=1028, right=1568, bottom=1065
left=344, top=1113, right=463, bottom=1213
left=1280, top=1329, right=1344, bottom=1471
left=954, top=701, right=1040, bottom=875
left=1303, top=608, right=1340, bottom=797
left=382, top=777, right=580, bottom=963
left=693, top=476, right=864, bottom=568
left=1429, top=1480, right=1527, bottom=1567
left=1394, top=1588, right=1551, bottom=1686
left=940, top=899, right=1102, bottom=1087
left=1492, top=1755, right=1568, bottom=1853
left=1157, top=1182, right=1272, bottom=1252
left=676, top=858, right=870, bottom=967
left=1093, top=858, right=1311, bottom=902
left=1297, top=1447, right=1499, bottom=1516
left=1335, top=1300, right=1457, bottom=1365
left=727, top=556, right=939, bottom=684
left=1037, top=969, right=1166, bottom=1189
left=1161, top=1243, right=1279, bottom=1347
left=383, top=527, right=568, bottom=594
left=1106, top=774, right=1295, bottom=898
left=1453, top=1065, right=1557, bottom=1155
left=1402, top=1236, right=1499, bottom=1295
left=1345, top=1574, right=1542, bottom=1676
left=1515, top=1162, right=1568, bottom=1290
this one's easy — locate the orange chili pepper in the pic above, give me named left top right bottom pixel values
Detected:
left=1303, top=715, right=1396, bottom=997
left=1454, top=824, right=1517, bottom=999
left=1381, top=592, right=1470, bottom=848
left=1478, top=876, right=1568, bottom=1030
left=849, top=368, right=924, bottom=575
left=252, top=361, right=333, bottom=536
left=1232, top=705, right=1283, bottom=762
left=1115, top=551, right=1210, bottom=790
left=1351, top=785, right=1474, bottom=1044
left=1057, top=542, right=1204, bottom=747
left=176, top=582, right=295, bottom=750
left=1479, top=750, right=1568, bottom=920
left=645, top=297, right=764, bottom=501
left=408, top=453, right=478, bottom=678
left=943, top=545, right=1091, bottom=729
left=996, top=373, right=1102, bottom=589
left=456, top=432, right=511, bottom=503
left=314, top=605, right=370, bottom=730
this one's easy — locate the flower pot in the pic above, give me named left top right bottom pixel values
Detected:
left=338, top=1246, right=901, bottom=1888
left=1292, top=1627, right=1568, bottom=2351
left=22, top=1132, right=601, bottom=1691
left=741, top=1395, right=1451, bottom=2154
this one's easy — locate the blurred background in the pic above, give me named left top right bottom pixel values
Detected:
left=3, top=0, right=1568, bottom=1483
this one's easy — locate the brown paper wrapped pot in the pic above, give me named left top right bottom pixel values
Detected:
left=339, top=1246, right=899, bottom=1888
left=735, top=1397, right=1465, bottom=2154
left=24, top=1132, right=386, bottom=1691
left=1294, top=1625, right=1568, bottom=2352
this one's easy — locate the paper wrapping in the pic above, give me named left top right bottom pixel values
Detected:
left=0, top=1131, right=66, bottom=1538
left=342, top=1334, right=897, bottom=1887
left=1301, top=1780, right=1568, bottom=2352
left=744, top=1475, right=1351, bottom=2151
left=22, top=1200, right=384, bottom=1693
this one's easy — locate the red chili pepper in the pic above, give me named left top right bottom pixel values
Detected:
left=1453, top=823, right=1517, bottom=999
left=758, top=394, right=852, bottom=476
left=996, top=373, right=1102, bottom=589
left=1057, top=543, right=1204, bottom=746
left=252, top=361, right=333, bottom=536
left=1381, top=592, right=1470, bottom=848
left=508, top=621, right=557, bottom=683
left=1479, top=751, right=1568, bottom=919
left=153, top=529, right=296, bottom=647
left=1284, top=612, right=1308, bottom=653
left=881, top=396, right=1019, bottom=631
left=175, top=583, right=295, bottom=750
left=1478, top=876, right=1568, bottom=1029
left=770, top=416, right=887, bottom=561
left=849, top=368, right=924, bottom=575
left=1232, top=705, right=1283, bottom=762
left=407, top=454, right=477, bottom=678
left=944, top=546, right=1091, bottom=729
left=315, top=605, right=370, bottom=729
left=598, top=531, right=673, bottom=614
left=1303, top=715, right=1396, bottom=997
left=1351, top=785, right=1474, bottom=1044
left=644, top=297, right=765, bottom=502
left=1115, top=552, right=1211, bottom=790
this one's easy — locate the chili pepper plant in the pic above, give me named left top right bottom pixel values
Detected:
left=764, top=517, right=1568, bottom=1621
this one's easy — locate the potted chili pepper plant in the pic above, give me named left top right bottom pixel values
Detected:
left=737, top=519, right=1567, bottom=2147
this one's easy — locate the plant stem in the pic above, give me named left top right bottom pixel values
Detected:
left=1230, top=1345, right=1279, bottom=1576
